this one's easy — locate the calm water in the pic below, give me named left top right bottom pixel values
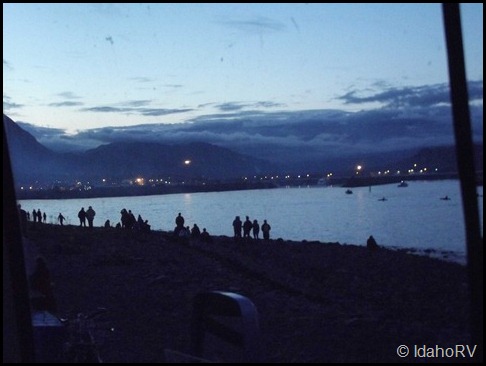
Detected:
left=20, top=180, right=483, bottom=264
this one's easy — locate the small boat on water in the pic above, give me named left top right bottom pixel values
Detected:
left=378, top=197, right=387, bottom=201
left=345, top=189, right=353, bottom=194
left=398, top=181, right=408, bottom=187
left=440, top=195, right=451, bottom=200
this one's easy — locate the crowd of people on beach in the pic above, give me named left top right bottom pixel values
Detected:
left=17, top=203, right=384, bottom=251
left=16, top=203, right=276, bottom=244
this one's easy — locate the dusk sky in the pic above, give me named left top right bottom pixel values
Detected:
left=3, top=3, right=483, bottom=157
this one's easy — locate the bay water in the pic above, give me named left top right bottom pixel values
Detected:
left=20, top=180, right=483, bottom=264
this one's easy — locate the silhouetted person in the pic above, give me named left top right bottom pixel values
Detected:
left=243, top=216, right=252, bottom=238
left=261, top=219, right=271, bottom=241
left=43, top=212, right=47, bottom=223
left=18, top=204, right=27, bottom=234
left=86, top=206, right=96, bottom=228
left=128, top=210, right=136, bottom=229
left=176, top=212, right=185, bottom=227
left=200, top=228, right=212, bottom=243
left=32, top=209, right=37, bottom=223
left=104, top=219, right=111, bottom=228
left=57, top=213, right=65, bottom=226
left=137, top=214, right=144, bottom=231
left=191, top=223, right=201, bottom=238
left=175, top=212, right=185, bottom=236
left=120, top=209, right=130, bottom=229
left=78, top=207, right=86, bottom=227
left=30, top=257, right=57, bottom=313
left=252, top=219, right=260, bottom=240
left=26, top=211, right=30, bottom=221
left=367, top=235, right=379, bottom=251
left=233, top=216, right=242, bottom=239
left=37, top=209, right=42, bottom=224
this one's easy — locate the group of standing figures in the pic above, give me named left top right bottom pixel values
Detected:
left=77, top=206, right=96, bottom=228
left=20, top=203, right=274, bottom=242
left=232, top=215, right=271, bottom=241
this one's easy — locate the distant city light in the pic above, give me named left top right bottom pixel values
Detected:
left=184, top=160, right=191, bottom=165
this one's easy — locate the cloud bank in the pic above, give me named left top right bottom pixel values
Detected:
left=11, top=81, right=484, bottom=171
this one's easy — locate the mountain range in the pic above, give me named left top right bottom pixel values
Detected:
left=3, top=114, right=276, bottom=185
left=3, top=114, right=482, bottom=187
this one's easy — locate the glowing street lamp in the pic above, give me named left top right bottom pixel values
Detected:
left=356, top=165, right=362, bottom=175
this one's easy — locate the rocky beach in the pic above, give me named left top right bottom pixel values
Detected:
left=23, top=223, right=475, bottom=363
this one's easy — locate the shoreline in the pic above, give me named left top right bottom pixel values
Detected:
left=24, top=224, right=475, bottom=363
left=15, top=175, right=483, bottom=200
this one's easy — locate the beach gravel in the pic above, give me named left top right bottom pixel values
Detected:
left=24, top=224, right=473, bottom=363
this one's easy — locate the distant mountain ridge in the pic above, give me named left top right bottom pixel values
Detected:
left=4, top=114, right=482, bottom=187
left=3, top=114, right=277, bottom=184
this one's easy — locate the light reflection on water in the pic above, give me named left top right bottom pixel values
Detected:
left=20, top=180, right=482, bottom=264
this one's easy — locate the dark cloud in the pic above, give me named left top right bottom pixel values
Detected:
left=140, top=108, right=193, bottom=116
left=3, top=95, right=24, bottom=111
left=215, top=101, right=285, bottom=112
left=49, top=101, right=84, bottom=107
left=82, top=106, right=130, bottom=113
left=80, top=104, right=192, bottom=116
left=16, top=122, right=99, bottom=152
left=216, top=102, right=246, bottom=112
left=338, top=81, right=483, bottom=109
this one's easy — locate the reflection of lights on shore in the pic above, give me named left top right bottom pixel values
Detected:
left=184, top=160, right=191, bottom=165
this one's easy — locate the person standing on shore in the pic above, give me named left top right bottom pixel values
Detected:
left=252, top=219, right=260, bottom=240
left=86, top=206, right=96, bottom=228
left=232, top=216, right=242, bottom=240
left=58, top=213, right=65, bottom=226
left=261, top=219, right=271, bottom=241
left=243, top=216, right=252, bottom=239
left=175, top=212, right=185, bottom=236
left=367, top=235, right=379, bottom=251
left=78, top=207, right=86, bottom=227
